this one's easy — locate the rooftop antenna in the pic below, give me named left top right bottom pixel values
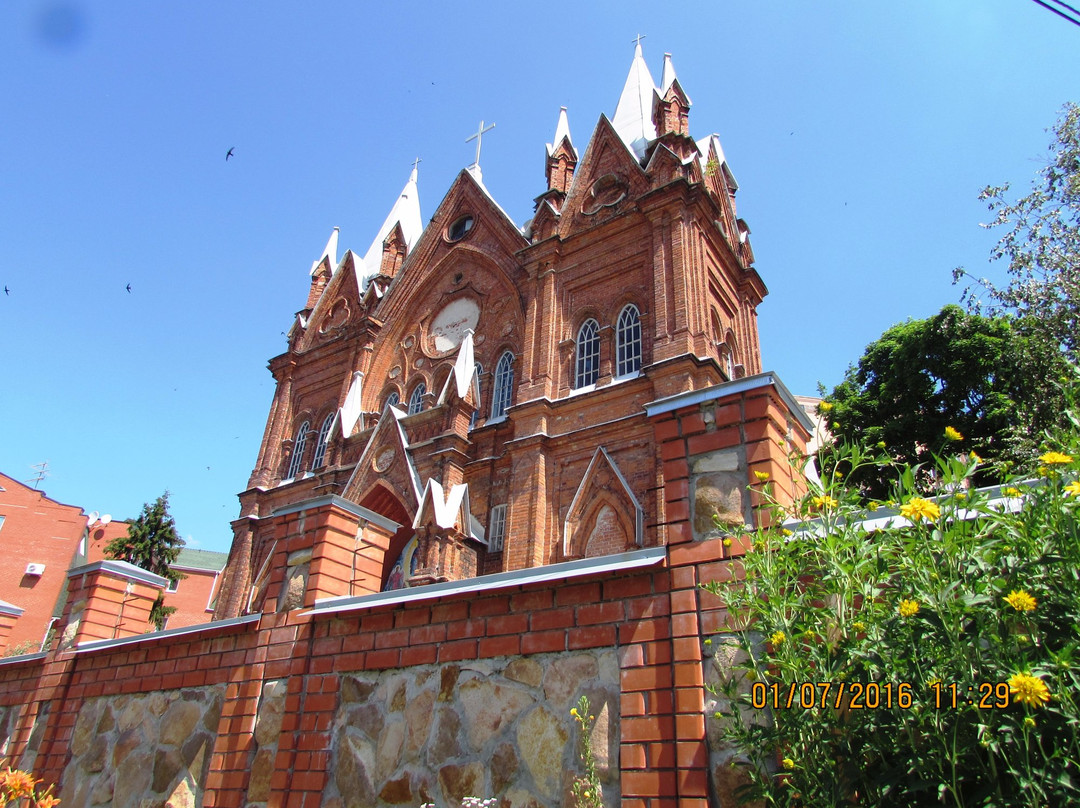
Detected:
left=27, top=461, right=49, bottom=489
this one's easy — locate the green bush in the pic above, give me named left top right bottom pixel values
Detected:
left=703, top=388, right=1080, bottom=807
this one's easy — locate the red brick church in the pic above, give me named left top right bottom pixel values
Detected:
left=212, top=41, right=799, bottom=622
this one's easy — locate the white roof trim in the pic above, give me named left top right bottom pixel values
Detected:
left=644, top=371, right=815, bottom=436
left=360, top=166, right=423, bottom=289
left=309, top=227, right=340, bottom=276
left=67, top=559, right=168, bottom=589
left=73, top=614, right=261, bottom=654
left=310, top=546, right=667, bottom=616
left=563, top=447, right=644, bottom=553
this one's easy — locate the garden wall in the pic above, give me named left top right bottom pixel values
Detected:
left=0, top=377, right=808, bottom=808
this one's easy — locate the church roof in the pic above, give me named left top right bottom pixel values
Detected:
left=612, top=41, right=658, bottom=161
left=359, top=166, right=423, bottom=288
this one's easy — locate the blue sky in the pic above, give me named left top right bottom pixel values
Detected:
left=2, top=1, right=1077, bottom=552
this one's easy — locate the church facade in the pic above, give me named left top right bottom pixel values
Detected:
left=213, top=44, right=784, bottom=620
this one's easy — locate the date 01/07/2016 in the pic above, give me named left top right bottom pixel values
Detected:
left=750, top=681, right=1012, bottom=710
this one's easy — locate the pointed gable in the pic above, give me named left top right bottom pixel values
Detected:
left=563, top=447, right=643, bottom=558
left=340, top=403, right=423, bottom=516
left=297, top=250, right=363, bottom=352
left=556, top=114, right=652, bottom=239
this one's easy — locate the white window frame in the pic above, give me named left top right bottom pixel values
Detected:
left=312, top=412, right=335, bottom=469
left=385, top=391, right=400, bottom=409
left=490, top=352, right=514, bottom=422
left=407, top=383, right=426, bottom=415
left=488, top=504, right=507, bottom=552
left=575, top=318, right=600, bottom=389
left=166, top=577, right=179, bottom=593
left=615, top=304, right=642, bottom=379
left=286, top=420, right=310, bottom=479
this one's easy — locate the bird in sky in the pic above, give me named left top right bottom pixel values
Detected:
left=225, top=147, right=235, bottom=161
left=3, top=286, right=9, bottom=296
left=125, top=283, right=132, bottom=293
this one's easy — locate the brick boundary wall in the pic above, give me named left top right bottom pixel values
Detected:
left=0, top=376, right=811, bottom=808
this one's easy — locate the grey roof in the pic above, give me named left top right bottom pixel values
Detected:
left=173, top=548, right=229, bottom=572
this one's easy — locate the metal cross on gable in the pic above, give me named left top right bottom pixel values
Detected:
left=632, top=33, right=646, bottom=48
left=466, top=120, right=495, bottom=169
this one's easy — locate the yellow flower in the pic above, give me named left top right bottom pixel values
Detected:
left=782, top=758, right=795, bottom=770
left=818, top=401, right=834, bottom=412
left=876, top=441, right=887, bottom=449
left=1023, top=716, right=1036, bottom=729
left=852, top=621, right=866, bottom=633
left=0, top=769, right=39, bottom=800
left=570, top=708, right=578, bottom=717
left=899, top=497, right=940, bottom=522
left=945, top=426, right=963, bottom=441
left=781, top=528, right=794, bottom=537
left=770, top=631, right=786, bottom=646
left=1003, top=487, right=1022, bottom=497
left=722, top=537, right=732, bottom=547
left=969, top=451, right=982, bottom=463
left=1065, top=481, right=1080, bottom=498
left=1004, top=590, right=1036, bottom=612
left=954, top=492, right=967, bottom=501
left=898, top=599, right=920, bottom=618
left=812, top=495, right=839, bottom=510
left=703, top=638, right=712, bottom=646
left=35, top=792, right=60, bottom=808
left=754, top=471, right=770, bottom=482
left=1008, top=673, right=1051, bottom=708
left=1040, top=451, right=1073, bottom=465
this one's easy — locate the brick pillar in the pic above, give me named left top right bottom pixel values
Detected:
left=0, top=601, right=23, bottom=652
left=307, top=504, right=397, bottom=604
left=58, top=560, right=167, bottom=647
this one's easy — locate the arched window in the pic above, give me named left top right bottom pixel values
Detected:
left=385, top=391, right=400, bottom=410
left=616, top=304, right=642, bottom=378
left=575, top=319, right=600, bottom=389
left=311, top=412, right=335, bottom=469
left=407, top=383, right=426, bottom=415
left=490, top=352, right=514, bottom=420
left=286, top=420, right=309, bottom=479
left=470, top=363, right=483, bottom=430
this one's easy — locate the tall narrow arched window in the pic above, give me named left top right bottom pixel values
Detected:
left=490, top=352, right=514, bottom=420
left=286, top=420, right=309, bottom=479
left=311, top=412, right=335, bottom=469
left=575, top=319, right=600, bottom=389
left=470, top=363, right=483, bottom=430
left=407, top=383, right=426, bottom=415
left=385, top=391, right=400, bottom=410
left=616, top=304, right=642, bottom=378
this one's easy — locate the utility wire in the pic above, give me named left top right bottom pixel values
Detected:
left=1030, top=0, right=1080, bottom=27
left=1047, top=0, right=1080, bottom=17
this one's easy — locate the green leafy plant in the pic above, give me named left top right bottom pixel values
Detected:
left=571, top=695, right=603, bottom=808
left=703, top=377, right=1080, bottom=806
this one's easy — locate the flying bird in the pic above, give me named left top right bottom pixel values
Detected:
left=226, top=147, right=235, bottom=161
left=3, top=286, right=8, bottom=296
left=125, top=283, right=132, bottom=293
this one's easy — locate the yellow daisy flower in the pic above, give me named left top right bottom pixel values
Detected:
left=1003, top=487, right=1022, bottom=497
left=1040, top=451, right=1073, bottom=465
left=944, top=426, right=963, bottom=441
left=1008, top=673, right=1051, bottom=708
left=899, top=497, right=940, bottom=522
left=1004, top=590, right=1036, bottom=612
left=812, top=495, right=839, bottom=510
left=770, top=631, right=786, bottom=646
left=782, top=758, right=795, bottom=770
left=1065, top=481, right=1080, bottom=498
left=898, top=599, right=920, bottom=618
left=818, top=401, right=833, bottom=412
left=754, top=471, right=770, bottom=482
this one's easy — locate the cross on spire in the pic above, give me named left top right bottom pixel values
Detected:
left=412, top=156, right=422, bottom=173
left=465, top=120, right=495, bottom=169
left=632, top=33, right=646, bottom=50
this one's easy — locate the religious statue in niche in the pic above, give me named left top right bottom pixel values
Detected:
left=383, top=535, right=419, bottom=591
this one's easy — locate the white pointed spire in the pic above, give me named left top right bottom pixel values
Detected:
left=360, top=165, right=423, bottom=287
left=546, top=107, right=574, bottom=156
left=660, top=53, right=677, bottom=95
left=612, top=39, right=658, bottom=160
left=310, top=227, right=339, bottom=275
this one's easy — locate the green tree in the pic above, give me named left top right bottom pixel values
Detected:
left=104, top=491, right=185, bottom=630
left=824, top=305, right=1067, bottom=497
left=955, top=102, right=1080, bottom=359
